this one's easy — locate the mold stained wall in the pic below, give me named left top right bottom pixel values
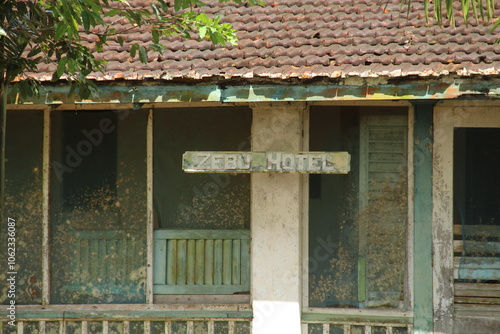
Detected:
left=153, top=107, right=252, bottom=230
left=308, top=106, right=409, bottom=310
left=1, top=110, right=44, bottom=305
left=49, top=109, right=148, bottom=304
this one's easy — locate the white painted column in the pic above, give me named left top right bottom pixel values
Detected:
left=250, top=102, right=305, bottom=334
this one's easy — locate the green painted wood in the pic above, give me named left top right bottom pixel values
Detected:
left=301, top=312, right=413, bottom=324
left=107, top=239, right=117, bottom=284
left=187, top=239, right=196, bottom=285
left=195, top=239, right=205, bottom=285
left=412, top=102, right=435, bottom=333
left=98, top=238, right=106, bottom=282
left=177, top=240, right=187, bottom=285
left=455, top=240, right=500, bottom=254
left=455, top=257, right=500, bottom=269
left=74, top=230, right=131, bottom=242
left=154, top=284, right=250, bottom=295
left=154, top=229, right=250, bottom=294
left=240, top=239, right=250, bottom=287
left=223, top=239, right=233, bottom=285
left=232, top=240, right=241, bottom=285
left=80, top=239, right=89, bottom=284
left=154, top=239, right=166, bottom=285
left=205, top=239, right=214, bottom=285
left=214, top=239, right=223, bottom=285
left=167, top=240, right=177, bottom=284
left=89, top=239, right=99, bottom=283
left=358, top=113, right=408, bottom=308
left=154, top=229, right=250, bottom=240
left=0, top=309, right=253, bottom=320
left=17, top=81, right=500, bottom=105
left=456, top=268, right=500, bottom=280
left=117, top=238, right=126, bottom=284
left=455, top=256, right=500, bottom=280
left=358, top=257, right=366, bottom=302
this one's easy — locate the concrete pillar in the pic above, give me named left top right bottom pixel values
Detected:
left=250, top=102, right=305, bottom=334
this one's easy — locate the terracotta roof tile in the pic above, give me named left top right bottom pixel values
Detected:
left=32, top=0, right=500, bottom=82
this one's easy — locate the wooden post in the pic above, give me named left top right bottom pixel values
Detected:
left=412, top=102, right=435, bottom=333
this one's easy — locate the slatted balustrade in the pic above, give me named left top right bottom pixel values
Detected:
left=154, top=230, right=250, bottom=294
left=0, top=318, right=251, bottom=334
left=453, top=224, right=500, bottom=306
left=65, top=230, right=142, bottom=294
left=302, top=320, right=413, bottom=334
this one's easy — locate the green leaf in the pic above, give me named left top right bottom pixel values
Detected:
left=54, top=57, right=68, bottom=80
left=55, top=23, right=66, bottom=41
left=82, top=10, right=91, bottom=31
left=117, top=36, right=124, bottom=47
left=27, top=47, right=42, bottom=58
left=130, top=43, right=139, bottom=58
left=490, top=17, right=500, bottom=32
left=199, top=26, right=207, bottom=39
left=152, top=29, right=160, bottom=44
left=105, top=9, right=120, bottom=17
left=138, top=45, right=148, bottom=63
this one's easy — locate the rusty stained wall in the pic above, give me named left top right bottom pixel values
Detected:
left=0, top=110, right=44, bottom=305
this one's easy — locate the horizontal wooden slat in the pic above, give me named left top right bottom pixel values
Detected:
left=453, top=240, right=500, bottom=254
left=454, top=257, right=500, bottom=269
left=0, top=310, right=253, bottom=320
left=453, top=225, right=500, bottom=238
left=73, top=230, right=130, bottom=239
left=454, top=257, right=500, bottom=280
left=154, top=284, right=250, bottom=295
left=301, top=312, right=413, bottom=325
left=455, top=283, right=500, bottom=298
left=454, top=296, right=500, bottom=305
left=155, top=230, right=250, bottom=240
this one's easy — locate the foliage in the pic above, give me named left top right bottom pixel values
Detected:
left=0, top=0, right=260, bottom=99
left=402, top=0, right=498, bottom=26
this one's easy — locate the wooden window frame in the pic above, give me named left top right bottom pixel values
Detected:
left=301, top=101, right=414, bottom=322
left=433, top=101, right=500, bottom=332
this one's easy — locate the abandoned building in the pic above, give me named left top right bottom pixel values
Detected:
left=1, top=0, right=500, bottom=333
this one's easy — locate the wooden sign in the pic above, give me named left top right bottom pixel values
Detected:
left=183, top=151, right=350, bottom=174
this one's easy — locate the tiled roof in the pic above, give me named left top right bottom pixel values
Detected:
left=36, top=0, right=500, bottom=82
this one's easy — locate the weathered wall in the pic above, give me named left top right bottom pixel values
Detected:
left=1, top=110, right=44, bottom=305
left=250, top=102, right=305, bottom=334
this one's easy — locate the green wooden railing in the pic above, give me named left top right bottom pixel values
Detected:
left=154, top=230, right=250, bottom=295
left=63, top=230, right=144, bottom=298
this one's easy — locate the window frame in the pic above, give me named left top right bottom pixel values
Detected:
left=38, top=105, right=253, bottom=306
left=301, top=101, right=414, bottom=320
left=433, top=101, right=500, bottom=331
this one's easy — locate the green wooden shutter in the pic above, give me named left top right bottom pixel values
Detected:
left=358, top=113, right=408, bottom=308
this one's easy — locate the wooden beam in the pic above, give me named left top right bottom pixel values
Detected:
left=42, top=108, right=51, bottom=305
left=432, top=103, right=455, bottom=333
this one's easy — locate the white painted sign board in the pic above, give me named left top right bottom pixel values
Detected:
left=183, top=151, right=350, bottom=174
